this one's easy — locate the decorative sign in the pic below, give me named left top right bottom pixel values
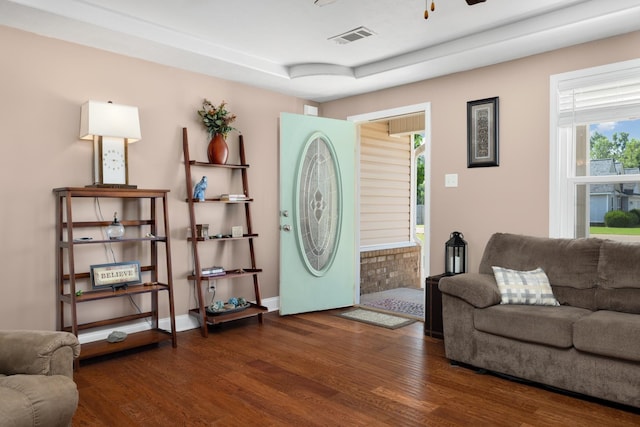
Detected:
left=90, top=261, right=142, bottom=290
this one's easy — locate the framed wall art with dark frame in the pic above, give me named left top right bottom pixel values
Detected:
left=467, top=96, right=499, bottom=168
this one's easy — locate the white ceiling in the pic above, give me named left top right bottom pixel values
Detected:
left=2, top=0, right=640, bottom=102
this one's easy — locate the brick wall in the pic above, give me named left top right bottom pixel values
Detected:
left=360, top=246, right=422, bottom=295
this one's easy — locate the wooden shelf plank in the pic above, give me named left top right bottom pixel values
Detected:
left=184, top=198, right=253, bottom=203
left=188, top=234, right=258, bottom=242
left=79, top=329, right=173, bottom=360
left=53, top=187, right=170, bottom=198
left=60, top=283, right=169, bottom=303
left=60, top=236, right=167, bottom=246
left=188, top=160, right=249, bottom=169
left=189, top=303, right=267, bottom=326
left=62, top=219, right=156, bottom=228
left=187, top=268, right=262, bottom=281
left=63, top=312, right=154, bottom=331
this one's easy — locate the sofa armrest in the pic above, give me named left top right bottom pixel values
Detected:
left=0, top=330, right=80, bottom=379
left=439, top=273, right=501, bottom=308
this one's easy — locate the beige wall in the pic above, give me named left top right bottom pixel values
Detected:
left=0, top=25, right=309, bottom=329
left=2, top=23, right=639, bottom=330
left=323, top=31, right=640, bottom=276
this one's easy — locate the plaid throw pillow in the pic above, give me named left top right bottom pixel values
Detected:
left=492, top=266, right=560, bottom=306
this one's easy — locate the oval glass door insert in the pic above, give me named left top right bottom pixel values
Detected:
left=295, top=132, right=342, bottom=276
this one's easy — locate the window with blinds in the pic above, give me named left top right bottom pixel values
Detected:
left=359, top=121, right=412, bottom=247
left=550, top=59, right=640, bottom=239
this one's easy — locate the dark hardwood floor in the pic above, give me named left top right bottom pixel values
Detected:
left=72, top=310, right=640, bottom=426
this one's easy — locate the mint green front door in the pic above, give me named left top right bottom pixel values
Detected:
left=279, top=113, right=356, bottom=315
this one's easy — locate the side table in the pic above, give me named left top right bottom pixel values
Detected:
left=424, top=273, right=447, bottom=338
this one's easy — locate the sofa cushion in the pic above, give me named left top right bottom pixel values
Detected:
left=550, top=286, right=597, bottom=311
left=596, top=240, right=640, bottom=314
left=479, top=233, right=602, bottom=287
left=474, top=304, right=591, bottom=348
left=479, top=233, right=602, bottom=309
left=573, top=310, right=640, bottom=363
left=0, top=385, right=32, bottom=426
left=492, top=266, right=559, bottom=306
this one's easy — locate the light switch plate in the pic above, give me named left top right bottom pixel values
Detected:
left=445, top=173, right=458, bottom=187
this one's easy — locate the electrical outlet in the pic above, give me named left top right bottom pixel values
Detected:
left=208, top=283, right=216, bottom=293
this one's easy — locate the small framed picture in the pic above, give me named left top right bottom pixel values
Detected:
left=90, top=261, right=142, bottom=291
left=231, top=226, right=243, bottom=238
left=467, top=97, right=499, bottom=168
left=196, top=224, right=209, bottom=239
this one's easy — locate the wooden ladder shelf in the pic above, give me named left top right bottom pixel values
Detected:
left=182, top=128, right=266, bottom=337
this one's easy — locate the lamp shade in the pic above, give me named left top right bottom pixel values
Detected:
left=79, top=100, right=141, bottom=142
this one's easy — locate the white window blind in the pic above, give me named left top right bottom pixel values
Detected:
left=558, top=65, right=640, bottom=126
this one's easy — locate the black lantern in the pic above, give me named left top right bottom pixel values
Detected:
left=445, top=231, right=467, bottom=275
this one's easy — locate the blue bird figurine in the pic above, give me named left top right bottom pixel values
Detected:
left=193, top=176, right=208, bottom=202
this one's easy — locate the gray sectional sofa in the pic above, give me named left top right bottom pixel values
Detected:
left=439, top=232, right=640, bottom=408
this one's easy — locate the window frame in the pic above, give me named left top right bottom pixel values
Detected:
left=549, top=59, right=640, bottom=238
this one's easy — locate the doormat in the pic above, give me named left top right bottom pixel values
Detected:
left=337, top=308, right=416, bottom=329
left=360, top=298, right=424, bottom=319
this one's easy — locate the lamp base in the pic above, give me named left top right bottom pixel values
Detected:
left=86, top=184, right=138, bottom=189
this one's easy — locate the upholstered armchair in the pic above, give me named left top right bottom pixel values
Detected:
left=0, top=330, right=80, bottom=427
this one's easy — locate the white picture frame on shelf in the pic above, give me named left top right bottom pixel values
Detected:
left=232, top=226, right=243, bottom=238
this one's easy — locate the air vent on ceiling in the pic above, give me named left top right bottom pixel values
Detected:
left=314, top=0, right=337, bottom=6
left=329, top=26, right=375, bottom=45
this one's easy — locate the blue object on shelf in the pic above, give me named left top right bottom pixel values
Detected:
left=193, top=176, right=208, bottom=201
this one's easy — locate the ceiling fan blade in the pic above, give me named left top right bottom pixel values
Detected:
left=466, top=0, right=486, bottom=5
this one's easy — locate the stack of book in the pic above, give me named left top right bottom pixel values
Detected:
left=201, top=266, right=225, bottom=276
left=220, top=194, right=247, bottom=201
